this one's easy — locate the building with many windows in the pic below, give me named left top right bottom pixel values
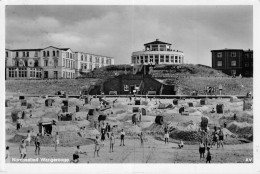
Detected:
left=5, top=46, right=114, bottom=80
left=131, top=39, right=184, bottom=65
left=74, top=52, right=114, bottom=77
left=211, top=49, right=253, bottom=77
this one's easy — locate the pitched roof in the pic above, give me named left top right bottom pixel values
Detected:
left=144, top=39, right=172, bottom=46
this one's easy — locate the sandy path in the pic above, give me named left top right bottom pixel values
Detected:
left=6, top=135, right=253, bottom=163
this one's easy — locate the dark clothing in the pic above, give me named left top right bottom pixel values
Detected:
left=199, top=147, right=205, bottom=154
left=121, top=134, right=124, bottom=140
left=219, top=136, right=224, bottom=141
left=73, top=154, right=79, bottom=160
left=17, top=123, right=21, bottom=130
left=106, top=125, right=111, bottom=132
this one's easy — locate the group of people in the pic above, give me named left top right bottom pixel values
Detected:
left=198, top=126, right=225, bottom=163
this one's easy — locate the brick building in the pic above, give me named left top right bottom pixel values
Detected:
left=211, top=49, right=253, bottom=77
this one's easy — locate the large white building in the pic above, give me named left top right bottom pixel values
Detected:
left=5, top=46, right=114, bottom=80
left=131, top=39, right=184, bottom=65
left=74, top=52, right=114, bottom=77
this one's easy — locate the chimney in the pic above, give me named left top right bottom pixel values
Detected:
left=156, top=39, right=159, bottom=41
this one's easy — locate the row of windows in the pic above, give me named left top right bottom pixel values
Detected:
left=44, top=59, right=58, bottom=67
left=80, top=54, right=111, bottom=64
left=217, top=61, right=253, bottom=67
left=63, top=59, right=75, bottom=69
left=217, top=52, right=237, bottom=58
left=14, top=51, right=40, bottom=58
left=123, top=84, right=140, bottom=92
left=62, top=71, right=75, bottom=78
left=43, top=51, right=59, bottom=57
left=133, top=55, right=183, bottom=64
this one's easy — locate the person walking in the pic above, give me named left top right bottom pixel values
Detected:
left=54, top=132, right=59, bottom=152
left=109, top=133, right=115, bottom=152
left=35, top=133, right=41, bottom=155
left=19, top=139, right=27, bottom=159
left=17, top=118, right=21, bottom=131
left=199, top=140, right=205, bottom=160
left=120, top=129, right=125, bottom=146
left=100, top=127, right=106, bottom=147
left=94, top=135, right=101, bottom=157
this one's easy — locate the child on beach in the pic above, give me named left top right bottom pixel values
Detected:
left=199, top=140, right=205, bottom=160
left=94, top=135, right=101, bottom=157
left=19, top=139, right=27, bottom=159
left=138, top=132, right=144, bottom=147
left=54, top=132, right=59, bottom=152
left=25, top=130, right=31, bottom=146
left=109, top=133, right=115, bottom=152
left=72, top=145, right=87, bottom=163
left=206, top=147, right=212, bottom=163
left=120, top=129, right=125, bottom=146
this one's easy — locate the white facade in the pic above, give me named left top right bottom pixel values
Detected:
left=131, top=39, right=184, bottom=65
left=74, top=52, right=114, bottom=77
left=5, top=46, right=113, bottom=79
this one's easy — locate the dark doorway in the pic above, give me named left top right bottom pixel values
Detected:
left=130, top=85, right=135, bottom=94
left=44, top=71, right=48, bottom=78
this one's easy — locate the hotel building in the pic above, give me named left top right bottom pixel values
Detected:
left=5, top=46, right=114, bottom=80
left=131, top=39, right=184, bottom=65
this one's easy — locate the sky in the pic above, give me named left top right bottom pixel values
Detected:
left=5, top=5, right=253, bottom=66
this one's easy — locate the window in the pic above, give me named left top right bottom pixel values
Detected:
left=160, top=55, right=164, bottom=62
left=175, top=56, right=178, bottom=63
left=217, top=61, right=222, bottom=67
left=23, top=52, right=26, bottom=57
left=6, top=52, right=8, bottom=57
left=18, top=68, right=27, bottom=77
left=171, top=55, right=174, bottom=62
left=81, top=55, right=83, bottom=61
left=16, top=52, right=19, bottom=57
left=9, top=68, right=17, bottom=77
left=149, top=55, right=153, bottom=63
left=47, top=51, right=50, bottom=57
left=217, top=52, right=222, bottom=58
left=63, top=59, right=65, bottom=67
left=30, top=68, right=35, bottom=77
left=89, top=64, right=92, bottom=70
left=43, top=51, right=46, bottom=57
left=124, top=85, right=129, bottom=91
left=231, top=52, right=236, bottom=57
left=36, top=71, right=41, bottom=78
left=145, top=56, right=148, bottom=63
left=44, top=60, right=48, bottom=66
left=231, top=61, right=236, bottom=66
left=165, top=55, right=169, bottom=62
left=140, top=56, right=144, bottom=63
left=95, top=57, right=99, bottom=63
left=34, top=60, right=39, bottom=67
left=27, top=52, right=29, bottom=57
left=245, top=62, right=249, bottom=67
left=57, top=51, right=59, bottom=57
left=85, top=55, right=88, bottom=62
left=90, top=56, right=92, bottom=62
left=70, top=53, right=72, bottom=58
left=34, top=52, right=38, bottom=57
left=54, top=59, right=58, bottom=67
left=53, top=51, right=55, bottom=57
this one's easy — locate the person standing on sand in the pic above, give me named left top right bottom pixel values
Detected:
left=109, top=133, right=115, bottom=152
left=54, top=132, right=59, bottom=152
left=120, top=129, right=125, bottom=146
left=25, top=130, right=31, bottom=146
left=17, top=118, right=21, bottom=131
left=6, top=146, right=11, bottom=163
left=35, top=133, right=41, bottom=155
left=94, top=135, right=101, bottom=157
left=19, top=139, right=27, bottom=159
left=206, top=147, right=211, bottom=163
left=178, top=139, right=184, bottom=148
left=138, top=132, right=144, bottom=147
left=218, top=128, right=224, bottom=148
left=199, top=140, right=205, bottom=160
left=100, top=126, right=106, bottom=146
left=106, top=123, right=111, bottom=139
left=164, top=130, right=169, bottom=144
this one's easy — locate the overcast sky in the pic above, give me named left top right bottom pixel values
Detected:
left=5, top=5, right=253, bottom=66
